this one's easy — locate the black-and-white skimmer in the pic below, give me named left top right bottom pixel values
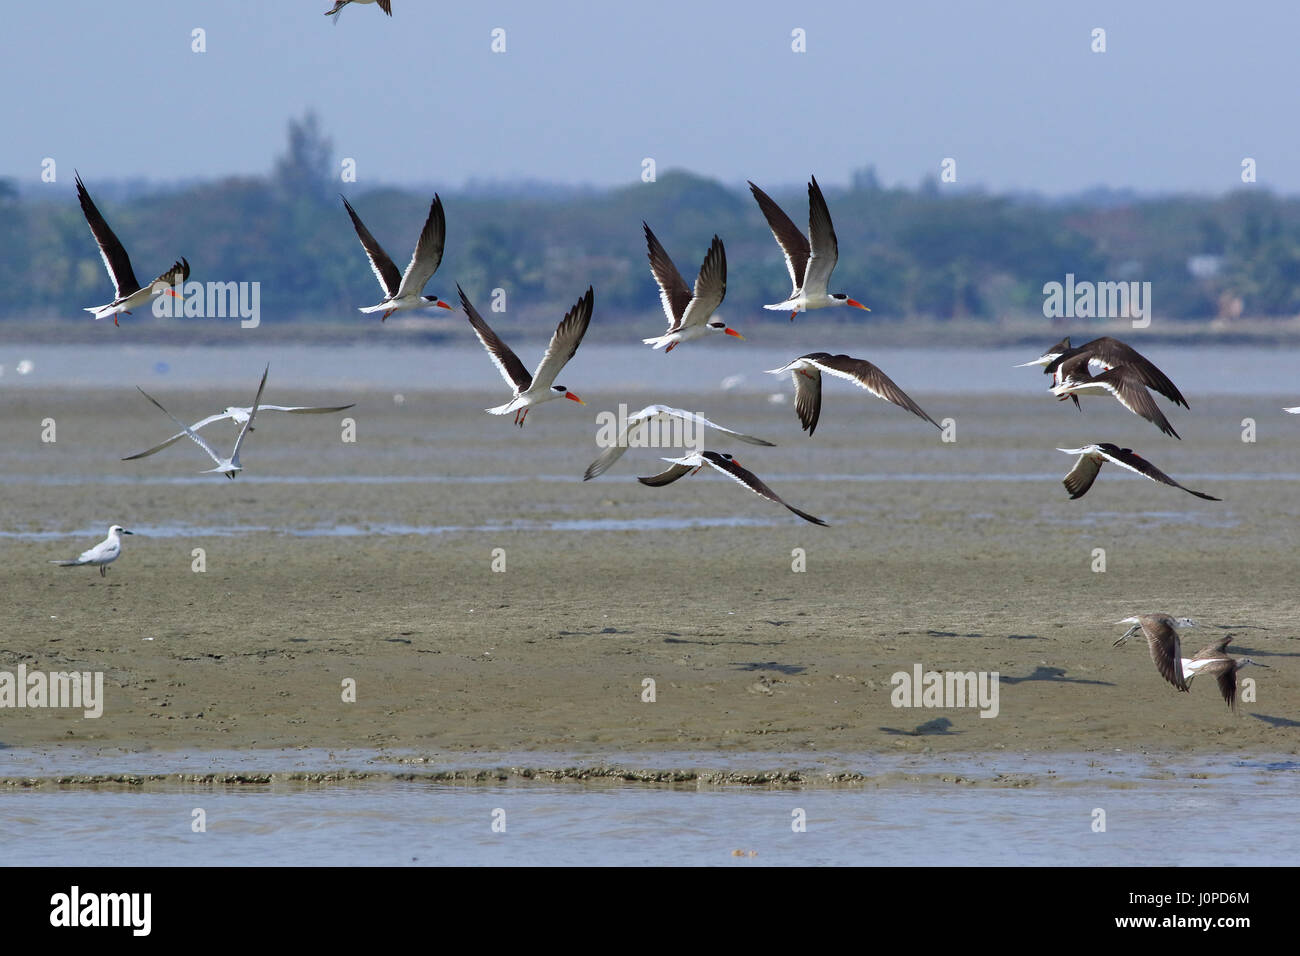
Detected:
left=76, top=173, right=188, bottom=327
left=1016, top=337, right=1073, bottom=370
left=342, top=195, right=451, bottom=321
left=1041, top=337, right=1187, bottom=406
left=1057, top=444, right=1220, bottom=501
left=1015, top=336, right=1078, bottom=408
left=583, top=405, right=774, bottom=480
left=765, top=353, right=939, bottom=436
left=122, top=400, right=355, bottom=461
left=749, top=176, right=868, bottom=320
left=638, top=450, right=827, bottom=526
left=325, top=0, right=391, bottom=18
left=1052, top=364, right=1182, bottom=438
left=1113, top=614, right=1200, bottom=691
left=462, top=285, right=592, bottom=426
left=50, top=525, right=133, bottom=577
left=1040, top=337, right=1188, bottom=435
left=1182, top=636, right=1269, bottom=711
left=133, top=365, right=269, bottom=479
left=640, top=223, right=741, bottom=352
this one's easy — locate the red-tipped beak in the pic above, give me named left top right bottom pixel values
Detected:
left=724, top=328, right=745, bottom=339
left=565, top=392, right=585, bottom=405
left=847, top=299, right=870, bottom=311
left=436, top=300, right=453, bottom=309
left=165, top=289, right=180, bottom=297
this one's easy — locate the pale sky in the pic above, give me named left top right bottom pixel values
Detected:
left=3, top=0, right=1297, bottom=195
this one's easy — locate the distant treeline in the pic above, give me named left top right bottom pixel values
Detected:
left=4, top=115, right=1300, bottom=324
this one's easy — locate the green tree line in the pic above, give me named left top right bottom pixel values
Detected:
left=3, top=116, right=1300, bottom=324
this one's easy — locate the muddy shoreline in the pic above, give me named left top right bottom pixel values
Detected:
left=1, top=388, right=1296, bottom=765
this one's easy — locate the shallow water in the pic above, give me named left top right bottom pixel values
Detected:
left=3, top=517, right=792, bottom=538
left=1, top=510, right=1245, bottom=540
left=2, top=344, right=1297, bottom=864
left=1, top=749, right=1295, bottom=866
left=3, top=343, right=1300, bottom=395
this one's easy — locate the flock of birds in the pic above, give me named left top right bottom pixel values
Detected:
left=70, top=166, right=1234, bottom=520
left=54, top=3, right=1277, bottom=711
left=71, top=169, right=938, bottom=525
left=1015, top=336, right=1277, bottom=709
left=1113, top=615, right=1268, bottom=712
left=1016, top=336, right=1219, bottom=501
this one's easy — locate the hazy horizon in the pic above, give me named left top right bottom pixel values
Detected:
left=3, top=1, right=1299, bottom=196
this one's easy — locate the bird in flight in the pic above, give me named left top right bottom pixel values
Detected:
left=1181, top=637, right=1269, bottom=711
left=342, top=195, right=452, bottom=321
left=1113, top=613, right=1200, bottom=691
left=76, top=173, right=188, bottom=327
left=1027, top=337, right=1188, bottom=436
left=638, top=450, right=828, bottom=526
left=325, top=0, right=391, bottom=19
left=749, top=176, right=869, bottom=320
left=462, top=285, right=592, bottom=426
left=640, top=223, right=742, bottom=352
left=1016, top=337, right=1076, bottom=407
left=133, top=366, right=270, bottom=478
left=583, top=405, right=773, bottom=480
left=1117, top=621, right=1269, bottom=711
left=765, top=353, right=940, bottom=436
left=1057, top=444, right=1220, bottom=501
left=123, top=400, right=355, bottom=461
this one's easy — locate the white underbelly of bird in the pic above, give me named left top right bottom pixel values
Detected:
left=358, top=295, right=452, bottom=317
left=764, top=293, right=832, bottom=312
left=84, top=285, right=161, bottom=321
left=486, top=387, right=582, bottom=417
left=642, top=323, right=737, bottom=350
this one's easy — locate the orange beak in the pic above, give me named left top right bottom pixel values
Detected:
left=565, top=392, right=585, bottom=405
left=847, top=299, right=870, bottom=311
left=436, top=300, right=453, bottom=309
left=724, top=328, right=745, bottom=339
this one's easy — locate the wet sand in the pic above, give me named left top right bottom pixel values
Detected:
left=1, top=386, right=1298, bottom=761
